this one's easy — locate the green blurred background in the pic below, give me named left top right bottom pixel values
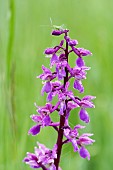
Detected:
left=0, top=0, right=113, bottom=170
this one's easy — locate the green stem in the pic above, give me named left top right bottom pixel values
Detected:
left=7, top=0, right=15, bottom=85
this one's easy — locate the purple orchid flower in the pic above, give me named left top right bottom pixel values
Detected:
left=28, top=103, right=60, bottom=136
left=63, top=125, right=85, bottom=152
left=72, top=47, right=92, bottom=57
left=79, top=95, right=95, bottom=123
left=23, top=143, right=58, bottom=169
left=77, top=133, right=95, bottom=160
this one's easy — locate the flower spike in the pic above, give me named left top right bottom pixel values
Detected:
left=23, top=26, right=95, bottom=170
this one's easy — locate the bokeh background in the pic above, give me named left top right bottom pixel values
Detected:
left=0, top=0, right=113, bottom=170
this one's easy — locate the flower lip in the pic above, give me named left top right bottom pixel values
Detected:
left=79, top=108, right=90, bottom=123
left=76, top=57, right=85, bottom=67
left=79, top=146, right=90, bottom=160
left=28, top=124, right=41, bottom=136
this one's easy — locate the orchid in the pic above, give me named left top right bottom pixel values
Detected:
left=23, top=26, right=95, bottom=170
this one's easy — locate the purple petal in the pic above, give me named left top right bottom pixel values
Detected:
left=64, top=128, right=70, bottom=137
left=76, top=57, right=85, bottom=67
left=23, top=157, right=30, bottom=162
left=72, top=46, right=80, bottom=56
left=79, top=146, right=90, bottom=160
left=51, top=101, right=60, bottom=112
left=51, top=144, right=57, bottom=159
left=28, top=160, right=40, bottom=168
left=51, top=30, right=63, bottom=36
left=77, top=48, right=92, bottom=56
left=68, top=39, right=78, bottom=46
left=28, top=125, right=41, bottom=135
left=50, top=53, right=58, bottom=66
left=56, top=67, right=64, bottom=80
left=42, top=65, right=51, bottom=74
left=72, top=47, right=92, bottom=57
left=57, top=74, right=63, bottom=80
left=47, top=92, right=53, bottom=101
left=61, top=67, right=66, bottom=77
left=24, top=156, right=40, bottom=168
left=43, top=115, right=51, bottom=126
left=65, top=82, right=69, bottom=91
left=52, top=80, right=61, bottom=87
left=45, top=48, right=55, bottom=55
left=67, top=101, right=79, bottom=110
left=59, top=53, right=65, bottom=61
left=26, top=152, right=38, bottom=161
left=74, top=124, right=85, bottom=130
left=78, top=136, right=95, bottom=145
left=41, top=82, right=52, bottom=95
left=74, top=80, right=84, bottom=93
left=30, top=114, right=41, bottom=122
left=59, top=102, right=66, bottom=115
left=80, top=100, right=95, bottom=108
left=82, top=95, right=96, bottom=101
left=50, top=122, right=60, bottom=127
left=60, top=40, right=64, bottom=46
left=79, top=108, right=90, bottom=123
left=81, top=133, right=94, bottom=137
left=46, top=103, right=52, bottom=110
left=37, top=142, right=48, bottom=152
left=71, top=139, right=79, bottom=152
left=30, top=164, right=40, bottom=169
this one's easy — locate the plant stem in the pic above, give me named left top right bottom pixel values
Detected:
left=54, top=33, right=68, bottom=169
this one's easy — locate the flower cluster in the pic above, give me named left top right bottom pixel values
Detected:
left=23, top=27, right=95, bottom=170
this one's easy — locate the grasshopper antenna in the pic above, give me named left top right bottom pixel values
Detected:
left=50, top=17, right=53, bottom=27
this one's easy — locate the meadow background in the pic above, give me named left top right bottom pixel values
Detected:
left=0, top=0, right=113, bottom=170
